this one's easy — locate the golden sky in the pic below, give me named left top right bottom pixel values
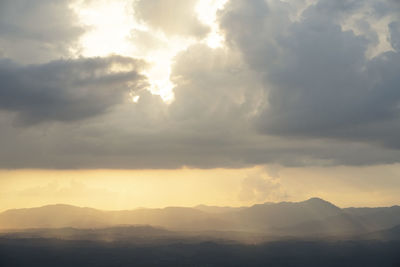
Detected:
left=1, top=0, right=400, bottom=211
left=1, top=164, right=400, bottom=211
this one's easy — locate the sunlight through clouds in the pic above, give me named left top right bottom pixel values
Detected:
left=196, top=0, right=229, bottom=48
left=72, top=0, right=229, bottom=102
left=1, top=0, right=400, bottom=210
left=72, top=0, right=137, bottom=57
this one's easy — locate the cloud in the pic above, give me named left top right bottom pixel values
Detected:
left=389, top=21, right=400, bottom=51
left=1, top=0, right=400, bottom=169
left=239, top=171, right=287, bottom=203
left=0, top=0, right=84, bottom=64
left=0, top=56, right=148, bottom=125
left=2, top=42, right=400, bottom=169
left=219, top=0, right=400, bottom=148
left=169, top=44, right=262, bottom=130
left=133, top=0, right=209, bottom=38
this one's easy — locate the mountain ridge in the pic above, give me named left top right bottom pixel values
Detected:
left=1, top=198, right=399, bottom=238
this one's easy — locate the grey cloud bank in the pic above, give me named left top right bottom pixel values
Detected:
left=0, top=56, right=147, bottom=125
left=1, top=0, right=400, bottom=169
left=220, top=0, right=400, bottom=147
left=0, top=0, right=83, bottom=64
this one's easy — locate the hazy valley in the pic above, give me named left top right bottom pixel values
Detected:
left=1, top=198, right=400, bottom=266
left=2, top=198, right=400, bottom=242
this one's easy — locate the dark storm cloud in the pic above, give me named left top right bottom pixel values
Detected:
left=3, top=44, right=400, bottom=169
left=219, top=0, right=400, bottom=148
left=0, top=0, right=147, bottom=126
left=0, top=0, right=84, bottom=63
left=390, top=21, right=400, bottom=51
left=0, top=56, right=147, bottom=125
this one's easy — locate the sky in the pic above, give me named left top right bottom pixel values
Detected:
left=0, top=0, right=400, bottom=211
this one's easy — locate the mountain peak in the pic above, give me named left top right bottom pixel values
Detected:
left=301, top=198, right=341, bottom=211
left=304, top=197, right=327, bottom=203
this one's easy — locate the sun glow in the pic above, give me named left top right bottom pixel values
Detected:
left=71, top=0, right=228, bottom=102
left=196, top=0, right=228, bottom=48
left=72, top=0, right=137, bottom=57
left=0, top=168, right=250, bottom=212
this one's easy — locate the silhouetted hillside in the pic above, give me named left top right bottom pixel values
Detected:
left=363, top=224, right=400, bottom=241
left=0, top=204, right=109, bottom=229
left=279, top=213, right=368, bottom=237
left=107, top=207, right=229, bottom=231
left=0, top=226, right=175, bottom=243
left=1, top=199, right=400, bottom=266
left=0, top=205, right=229, bottom=231
left=1, top=238, right=400, bottom=267
left=193, top=205, right=244, bottom=214
left=344, top=206, right=400, bottom=230
left=1, top=198, right=400, bottom=239
left=229, top=198, right=343, bottom=232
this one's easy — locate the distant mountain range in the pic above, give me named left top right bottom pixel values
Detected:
left=1, top=198, right=400, bottom=239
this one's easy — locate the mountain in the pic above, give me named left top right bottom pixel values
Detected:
left=107, top=207, right=230, bottom=231
left=0, top=205, right=229, bottom=231
left=193, top=205, right=244, bottom=214
left=1, top=198, right=400, bottom=239
left=279, top=213, right=368, bottom=237
left=0, top=204, right=109, bottom=229
left=363, top=224, right=400, bottom=241
left=228, top=198, right=343, bottom=232
left=344, top=206, right=400, bottom=230
left=0, top=226, right=174, bottom=242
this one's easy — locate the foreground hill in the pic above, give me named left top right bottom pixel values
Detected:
left=1, top=198, right=400, bottom=238
left=0, top=226, right=175, bottom=243
left=0, top=204, right=109, bottom=229
left=228, top=198, right=343, bottom=232
left=1, top=237, right=400, bottom=267
left=344, top=206, right=400, bottom=230
left=0, top=205, right=229, bottom=231
left=362, top=224, right=400, bottom=241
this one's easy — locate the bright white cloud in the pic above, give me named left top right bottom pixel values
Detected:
left=73, top=0, right=228, bottom=102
